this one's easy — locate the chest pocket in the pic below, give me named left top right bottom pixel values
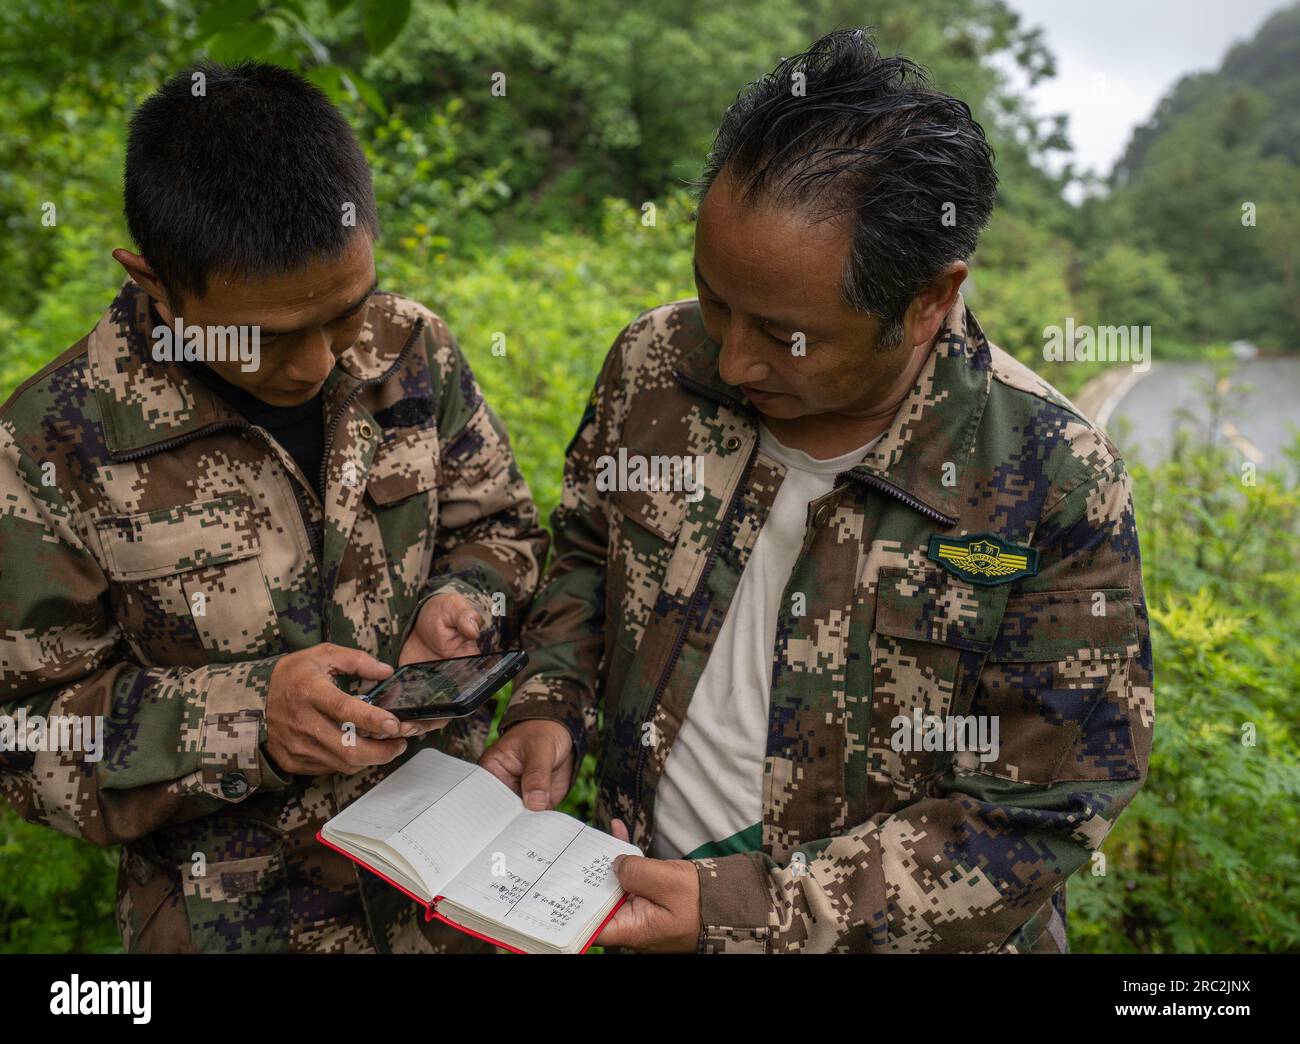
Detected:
left=95, top=493, right=281, bottom=667
left=363, top=427, right=440, bottom=621
left=973, top=588, right=1140, bottom=784
left=366, top=427, right=440, bottom=508
left=867, top=566, right=1007, bottom=801
left=607, top=482, right=686, bottom=655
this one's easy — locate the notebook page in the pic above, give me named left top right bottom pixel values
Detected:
left=326, top=748, right=475, bottom=840
left=441, top=810, right=641, bottom=950
left=325, top=749, right=520, bottom=896
left=385, top=761, right=522, bottom=897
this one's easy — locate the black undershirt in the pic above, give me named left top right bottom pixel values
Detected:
left=183, top=360, right=326, bottom=498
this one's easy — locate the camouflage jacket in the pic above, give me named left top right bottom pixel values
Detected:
left=500, top=295, right=1154, bottom=953
left=0, top=281, right=547, bottom=952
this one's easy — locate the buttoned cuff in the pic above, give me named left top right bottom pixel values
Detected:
left=693, top=853, right=775, bottom=954
left=194, top=658, right=288, bottom=802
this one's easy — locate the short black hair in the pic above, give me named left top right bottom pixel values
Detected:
left=696, top=28, right=997, bottom=345
left=124, top=60, right=378, bottom=302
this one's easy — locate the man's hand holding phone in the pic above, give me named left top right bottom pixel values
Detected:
left=264, top=589, right=520, bottom=778
left=264, top=644, right=434, bottom=777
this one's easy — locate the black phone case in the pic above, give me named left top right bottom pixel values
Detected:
left=378, top=650, right=529, bottom=721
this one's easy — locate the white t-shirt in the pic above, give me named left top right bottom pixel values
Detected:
left=650, top=424, right=883, bottom=860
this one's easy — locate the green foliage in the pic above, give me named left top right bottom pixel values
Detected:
left=1107, top=4, right=1300, bottom=348
left=1, top=0, right=1297, bottom=954
left=1076, top=243, right=1193, bottom=347
left=0, top=817, right=120, bottom=953
left=366, top=99, right=515, bottom=261
left=387, top=195, right=695, bottom=519
left=1070, top=378, right=1300, bottom=953
left=967, top=213, right=1075, bottom=357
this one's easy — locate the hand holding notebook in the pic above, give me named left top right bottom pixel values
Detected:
left=318, top=747, right=641, bottom=953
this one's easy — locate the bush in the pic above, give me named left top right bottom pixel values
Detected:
left=388, top=193, right=695, bottom=521
left=1070, top=379, right=1300, bottom=953
left=0, top=816, right=119, bottom=953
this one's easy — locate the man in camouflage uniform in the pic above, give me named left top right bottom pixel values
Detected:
left=0, top=63, right=546, bottom=951
left=481, top=31, right=1154, bottom=952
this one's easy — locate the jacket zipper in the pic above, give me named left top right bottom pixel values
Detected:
left=629, top=434, right=759, bottom=833
left=114, top=420, right=251, bottom=463
left=316, top=320, right=424, bottom=638
left=629, top=377, right=958, bottom=834
left=845, top=469, right=957, bottom=527
left=114, top=318, right=425, bottom=637
left=631, top=370, right=761, bottom=831
left=317, top=318, right=424, bottom=496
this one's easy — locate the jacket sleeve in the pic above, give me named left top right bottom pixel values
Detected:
left=692, top=457, right=1155, bottom=952
left=0, top=424, right=290, bottom=846
left=496, top=326, right=633, bottom=761
left=403, top=326, right=549, bottom=653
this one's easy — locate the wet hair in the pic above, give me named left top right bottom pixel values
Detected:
left=124, top=60, right=378, bottom=302
left=696, top=28, right=997, bottom=346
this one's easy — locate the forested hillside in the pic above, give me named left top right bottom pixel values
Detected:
left=1100, top=3, right=1300, bottom=346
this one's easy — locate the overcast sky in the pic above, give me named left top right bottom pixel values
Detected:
left=1000, top=0, right=1288, bottom=195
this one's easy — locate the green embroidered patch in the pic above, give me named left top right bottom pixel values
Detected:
left=927, top=532, right=1039, bottom=586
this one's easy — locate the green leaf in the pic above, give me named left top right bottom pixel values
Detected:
left=206, top=23, right=278, bottom=63
left=256, top=48, right=301, bottom=71
left=342, top=67, right=387, bottom=117
left=362, top=0, right=411, bottom=54
left=304, top=64, right=345, bottom=101
left=197, top=0, right=261, bottom=39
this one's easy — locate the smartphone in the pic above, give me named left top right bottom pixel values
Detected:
left=361, top=649, right=529, bottom=721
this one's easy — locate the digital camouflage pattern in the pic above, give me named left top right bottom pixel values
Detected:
left=501, top=293, right=1154, bottom=953
left=0, top=281, right=547, bottom=952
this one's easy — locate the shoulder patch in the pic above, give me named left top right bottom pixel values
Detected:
left=927, top=532, right=1039, bottom=586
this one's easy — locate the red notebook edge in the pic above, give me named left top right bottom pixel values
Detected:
left=315, top=830, right=433, bottom=913
left=315, top=829, right=626, bottom=955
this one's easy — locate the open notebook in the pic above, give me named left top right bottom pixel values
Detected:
left=318, top=748, right=641, bottom=954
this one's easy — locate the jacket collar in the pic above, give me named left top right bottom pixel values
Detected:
left=673, top=292, right=992, bottom=524
left=88, top=281, right=411, bottom=459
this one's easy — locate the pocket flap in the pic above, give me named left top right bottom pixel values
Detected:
left=989, top=588, right=1137, bottom=662
left=367, top=427, right=439, bottom=505
left=875, top=567, right=1006, bottom=651
left=95, top=494, right=260, bottom=581
left=610, top=484, right=687, bottom=543
left=181, top=853, right=284, bottom=902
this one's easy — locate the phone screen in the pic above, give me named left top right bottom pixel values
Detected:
left=364, top=651, right=525, bottom=718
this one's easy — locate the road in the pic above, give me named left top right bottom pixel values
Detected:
left=1101, top=357, right=1300, bottom=476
